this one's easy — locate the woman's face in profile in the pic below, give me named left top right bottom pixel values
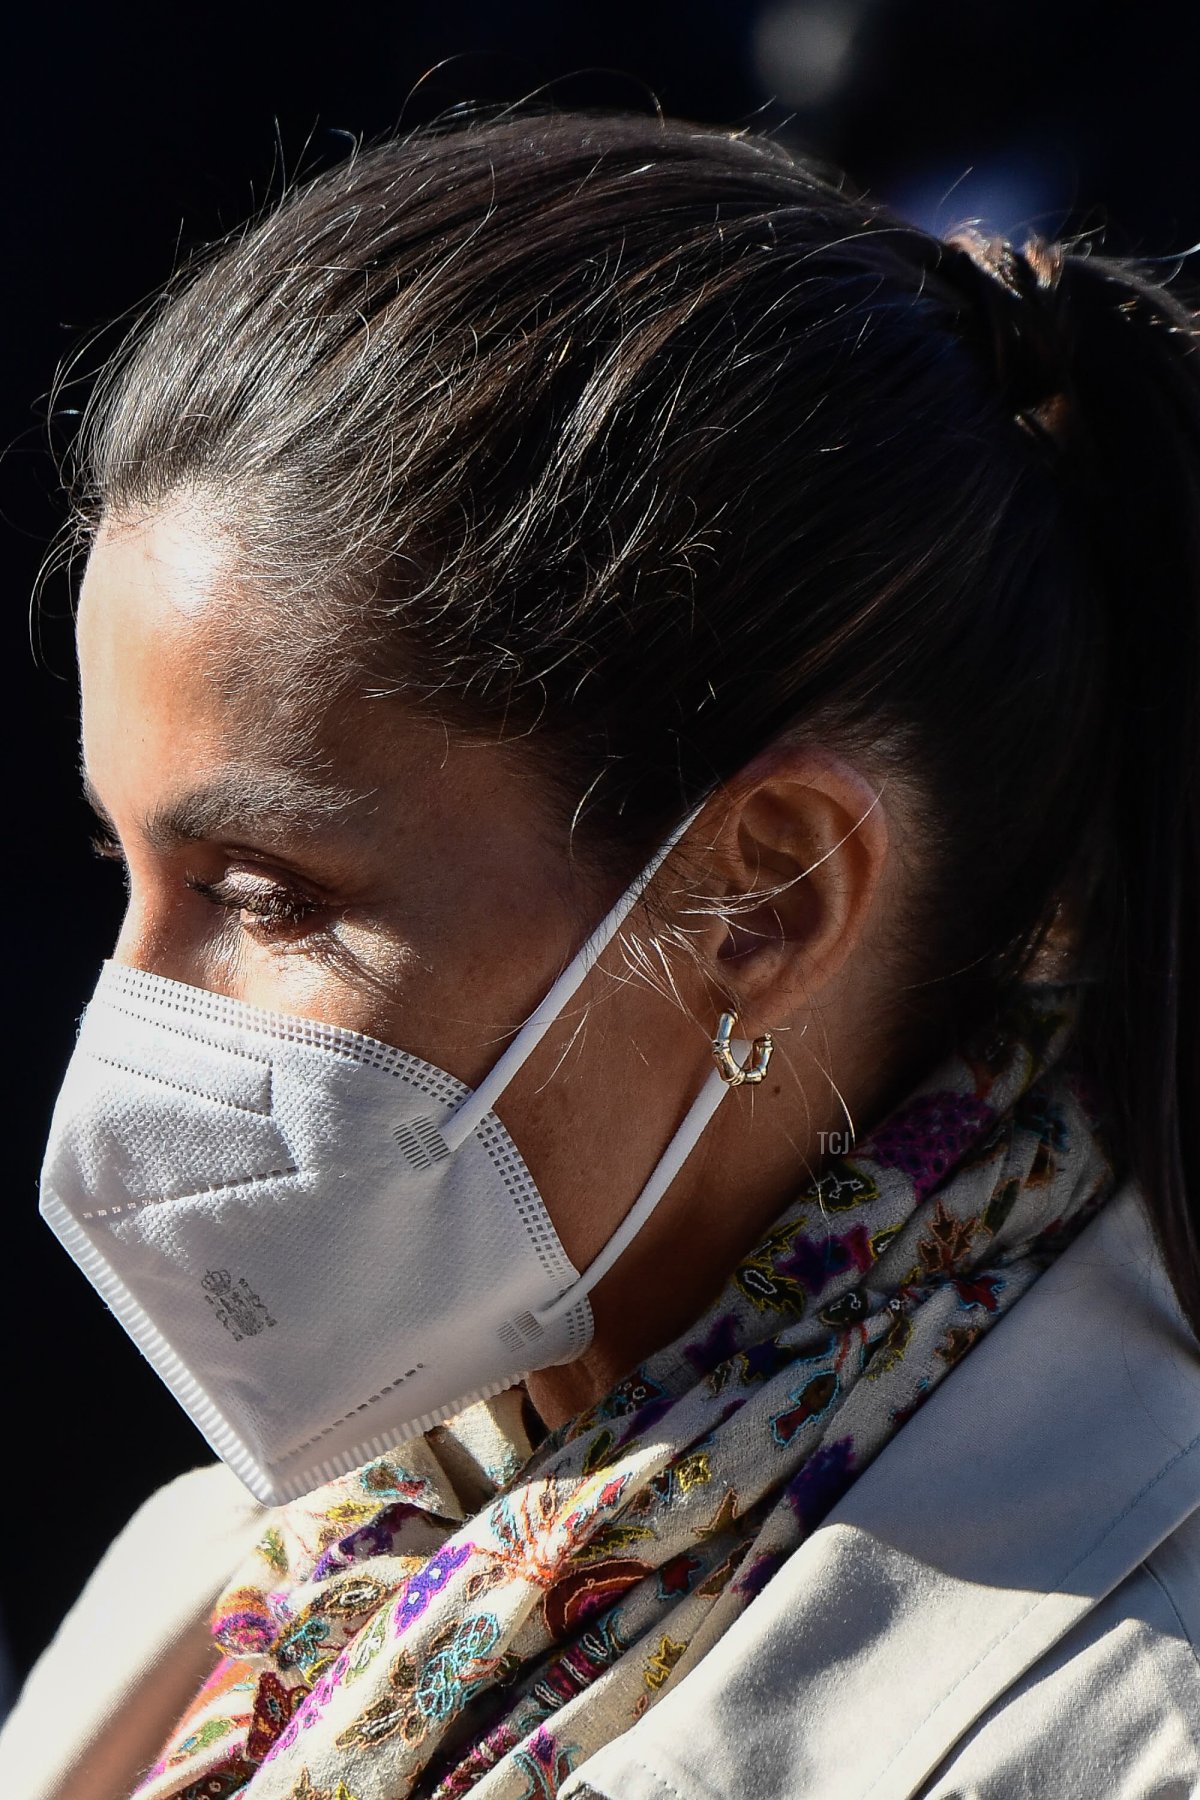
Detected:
left=75, top=503, right=727, bottom=1327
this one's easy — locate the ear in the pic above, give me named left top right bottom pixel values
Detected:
left=687, top=747, right=891, bottom=1036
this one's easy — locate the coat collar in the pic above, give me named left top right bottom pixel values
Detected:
left=567, top=1182, right=1200, bottom=1799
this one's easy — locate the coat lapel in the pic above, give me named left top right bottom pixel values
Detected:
left=568, top=1182, right=1200, bottom=1799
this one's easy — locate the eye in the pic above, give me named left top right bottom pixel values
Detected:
left=90, top=824, right=131, bottom=892
left=90, top=824, right=125, bottom=863
left=185, top=873, right=326, bottom=942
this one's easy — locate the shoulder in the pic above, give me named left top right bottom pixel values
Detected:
left=920, top=1509, right=1200, bottom=1797
left=94, top=1459, right=264, bottom=1562
left=0, top=1464, right=266, bottom=1800
left=567, top=1526, right=1200, bottom=1800
left=565, top=1187, right=1200, bottom=1799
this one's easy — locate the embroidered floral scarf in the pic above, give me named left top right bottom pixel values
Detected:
left=136, top=979, right=1115, bottom=1800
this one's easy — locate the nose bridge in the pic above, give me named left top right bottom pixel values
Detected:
left=111, top=879, right=219, bottom=994
left=111, top=894, right=150, bottom=973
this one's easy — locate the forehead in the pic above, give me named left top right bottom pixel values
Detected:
left=85, top=506, right=231, bottom=617
left=79, top=506, right=305, bottom=727
left=78, top=508, right=321, bottom=796
left=74, top=507, right=518, bottom=850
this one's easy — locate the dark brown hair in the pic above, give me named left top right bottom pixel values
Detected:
left=76, top=112, right=1200, bottom=1327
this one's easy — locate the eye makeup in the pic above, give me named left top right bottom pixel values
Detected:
left=184, top=870, right=326, bottom=941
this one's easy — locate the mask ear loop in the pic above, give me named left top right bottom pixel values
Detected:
left=532, top=1053, right=747, bottom=1328
left=438, top=794, right=760, bottom=1329
left=441, top=799, right=709, bottom=1152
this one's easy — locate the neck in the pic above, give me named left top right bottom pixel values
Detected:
left=525, top=1021, right=932, bottom=1429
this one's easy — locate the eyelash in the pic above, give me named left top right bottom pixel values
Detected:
left=91, top=829, right=127, bottom=875
left=184, top=875, right=323, bottom=940
left=90, top=831, right=324, bottom=942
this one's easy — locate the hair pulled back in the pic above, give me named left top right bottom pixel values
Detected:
left=77, top=112, right=1200, bottom=1330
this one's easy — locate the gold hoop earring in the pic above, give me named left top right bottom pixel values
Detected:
left=712, top=1010, right=774, bottom=1087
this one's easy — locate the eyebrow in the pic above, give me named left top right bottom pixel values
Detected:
left=81, top=762, right=370, bottom=852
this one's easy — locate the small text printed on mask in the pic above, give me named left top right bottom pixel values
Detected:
left=202, top=1269, right=277, bottom=1341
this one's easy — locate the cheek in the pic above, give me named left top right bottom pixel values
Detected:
left=115, top=892, right=415, bottom=1050
left=493, top=963, right=713, bottom=1269
left=230, top=928, right=428, bottom=1051
left=113, top=871, right=561, bottom=1094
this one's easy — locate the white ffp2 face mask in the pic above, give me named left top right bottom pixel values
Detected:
left=39, top=818, right=743, bottom=1503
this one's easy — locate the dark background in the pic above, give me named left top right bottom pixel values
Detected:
left=4, top=0, right=1199, bottom=1695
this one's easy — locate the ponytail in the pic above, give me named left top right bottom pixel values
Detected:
left=944, top=228, right=1200, bottom=1327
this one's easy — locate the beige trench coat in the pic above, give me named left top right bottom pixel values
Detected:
left=5, top=1179, right=1200, bottom=1800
